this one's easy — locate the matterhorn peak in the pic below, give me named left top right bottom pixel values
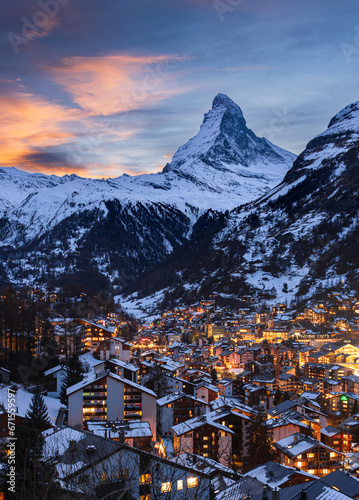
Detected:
left=212, top=93, right=245, bottom=118
left=166, top=93, right=296, bottom=181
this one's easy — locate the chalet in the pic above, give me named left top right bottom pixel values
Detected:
left=96, top=337, right=132, bottom=362
left=320, top=425, right=353, bottom=453
left=42, top=427, right=212, bottom=499
left=304, top=307, right=327, bottom=324
left=275, top=432, right=343, bottom=477
left=156, top=392, right=209, bottom=436
left=321, top=470, right=359, bottom=499
left=243, top=461, right=316, bottom=489
left=171, top=413, right=234, bottom=467
left=44, top=364, right=67, bottom=398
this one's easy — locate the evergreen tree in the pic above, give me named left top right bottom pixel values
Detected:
left=211, top=368, right=218, bottom=383
left=246, top=412, right=275, bottom=471
left=351, top=399, right=359, bottom=415
left=274, top=387, right=283, bottom=406
left=59, top=353, right=84, bottom=405
left=25, top=390, right=51, bottom=431
left=9, top=422, right=59, bottom=499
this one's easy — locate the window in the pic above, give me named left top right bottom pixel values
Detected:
left=187, top=477, right=198, bottom=488
left=177, top=480, right=183, bottom=490
left=161, top=482, right=172, bottom=493
left=330, top=452, right=337, bottom=458
left=101, top=472, right=108, bottom=482
left=139, top=474, right=151, bottom=484
left=112, top=469, right=128, bottom=480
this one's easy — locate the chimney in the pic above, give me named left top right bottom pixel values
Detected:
left=300, top=490, right=307, bottom=500
left=272, top=488, right=279, bottom=500
left=262, top=486, right=269, bottom=500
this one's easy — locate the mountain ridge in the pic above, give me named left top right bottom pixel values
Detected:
left=121, top=98, right=359, bottom=313
left=0, top=94, right=296, bottom=290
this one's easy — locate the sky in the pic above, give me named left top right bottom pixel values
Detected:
left=1, top=0, right=359, bottom=178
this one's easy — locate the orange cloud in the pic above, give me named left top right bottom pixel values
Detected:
left=0, top=90, right=82, bottom=167
left=0, top=53, right=188, bottom=175
left=49, top=54, right=186, bottom=116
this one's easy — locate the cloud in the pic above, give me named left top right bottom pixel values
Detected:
left=0, top=52, right=189, bottom=175
left=17, top=148, right=91, bottom=175
left=48, top=54, right=187, bottom=116
left=0, top=87, right=82, bottom=167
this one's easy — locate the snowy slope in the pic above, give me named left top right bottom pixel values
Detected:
left=122, top=99, right=359, bottom=310
left=0, top=95, right=296, bottom=286
left=0, top=94, right=296, bottom=245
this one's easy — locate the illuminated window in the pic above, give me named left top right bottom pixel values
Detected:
left=177, top=480, right=183, bottom=490
left=297, top=462, right=302, bottom=467
left=187, top=477, right=198, bottom=488
left=101, top=472, right=108, bottom=482
left=139, top=474, right=151, bottom=484
left=161, top=482, right=172, bottom=493
left=330, top=452, right=337, bottom=458
left=203, top=437, right=209, bottom=441
left=307, top=453, right=315, bottom=458
left=308, top=470, right=315, bottom=475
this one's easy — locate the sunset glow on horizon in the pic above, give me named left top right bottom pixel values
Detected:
left=1, top=0, right=359, bottom=177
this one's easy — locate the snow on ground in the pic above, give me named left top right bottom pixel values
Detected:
left=0, top=385, right=64, bottom=424
left=116, top=289, right=166, bottom=321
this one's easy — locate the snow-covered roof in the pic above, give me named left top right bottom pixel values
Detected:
left=275, top=433, right=343, bottom=459
left=44, top=364, right=66, bottom=377
left=244, top=461, right=317, bottom=488
left=321, top=426, right=341, bottom=437
left=67, top=371, right=157, bottom=397
left=0, top=386, right=64, bottom=424
left=87, top=420, right=152, bottom=439
left=79, top=352, right=105, bottom=370
left=171, top=452, right=235, bottom=476
left=156, top=391, right=209, bottom=407
left=107, top=358, right=138, bottom=371
left=171, top=411, right=235, bottom=437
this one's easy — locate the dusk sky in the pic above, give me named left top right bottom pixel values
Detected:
left=1, top=0, right=359, bottom=178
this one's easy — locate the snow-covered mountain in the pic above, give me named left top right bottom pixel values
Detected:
left=0, top=94, right=295, bottom=288
left=124, top=99, right=359, bottom=310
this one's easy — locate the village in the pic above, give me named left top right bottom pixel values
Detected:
left=2, top=289, right=359, bottom=498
